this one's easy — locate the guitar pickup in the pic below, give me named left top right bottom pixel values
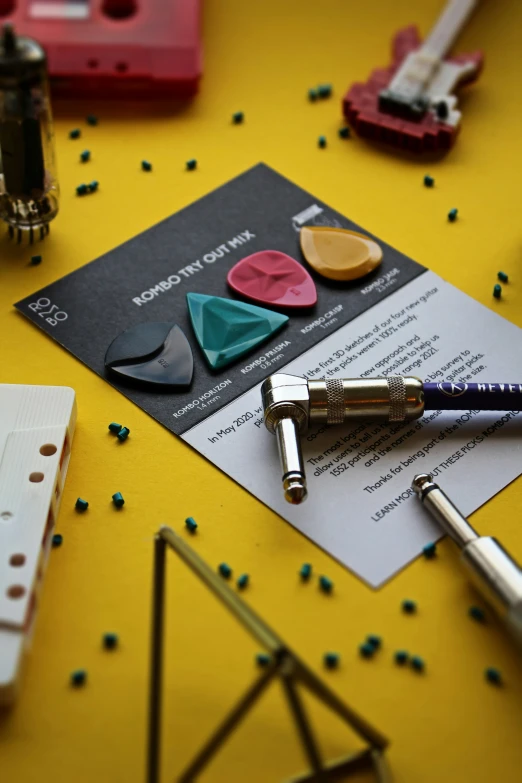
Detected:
left=378, top=89, right=429, bottom=121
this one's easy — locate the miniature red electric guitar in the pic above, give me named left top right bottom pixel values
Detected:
left=343, top=0, right=484, bottom=152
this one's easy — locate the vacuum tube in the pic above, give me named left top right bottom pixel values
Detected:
left=0, top=24, right=59, bottom=242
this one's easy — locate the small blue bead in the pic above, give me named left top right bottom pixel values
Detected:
left=423, top=542, right=437, bottom=559
left=366, top=634, right=382, bottom=650
left=108, top=422, right=123, bottom=434
left=410, top=655, right=425, bottom=672
left=112, top=492, right=125, bottom=508
left=497, top=271, right=508, bottom=283
left=232, top=111, right=244, bottom=124
left=117, top=426, right=130, bottom=442
left=186, top=159, right=197, bottom=171
left=493, top=284, right=502, bottom=299
left=338, top=126, right=350, bottom=139
left=448, top=208, right=458, bottom=222
left=71, top=669, right=87, bottom=686
left=76, top=183, right=88, bottom=196
left=237, top=573, right=249, bottom=589
left=359, top=642, right=375, bottom=659
left=319, top=575, right=333, bottom=593
left=52, top=533, right=63, bottom=547
left=69, top=128, right=81, bottom=139
left=308, top=88, right=318, bottom=101
left=424, top=174, right=434, bottom=187
left=317, top=84, right=332, bottom=99
left=103, top=632, right=118, bottom=650
left=185, top=517, right=198, bottom=533
left=141, top=160, right=152, bottom=172
left=88, top=181, right=98, bottom=193
left=402, top=599, right=417, bottom=614
left=469, top=605, right=486, bottom=622
left=30, top=255, right=42, bottom=265
left=394, top=650, right=409, bottom=665
left=318, top=135, right=327, bottom=148
left=324, top=652, right=339, bottom=669
left=485, top=667, right=502, bottom=685
left=218, top=562, right=232, bottom=579
left=299, top=563, right=312, bottom=581
left=256, top=653, right=271, bottom=667
left=80, top=150, right=90, bottom=163
left=103, top=633, right=118, bottom=649
left=75, top=498, right=89, bottom=512
left=86, top=115, right=98, bottom=126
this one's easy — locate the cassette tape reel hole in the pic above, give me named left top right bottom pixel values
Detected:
left=39, top=444, right=57, bottom=457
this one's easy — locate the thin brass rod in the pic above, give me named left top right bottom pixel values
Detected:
left=294, top=661, right=388, bottom=750
left=370, top=748, right=393, bottom=783
left=178, top=663, right=279, bottom=783
left=287, top=749, right=376, bottom=783
left=281, top=676, right=327, bottom=782
left=147, top=534, right=167, bottom=783
left=147, top=527, right=390, bottom=783
left=159, top=526, right=283, bottom=653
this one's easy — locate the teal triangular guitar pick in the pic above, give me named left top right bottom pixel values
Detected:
left=186, top=293, right=289, bottom=370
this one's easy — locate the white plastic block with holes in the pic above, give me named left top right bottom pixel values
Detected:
left=0, top=384, right=77, bottom=705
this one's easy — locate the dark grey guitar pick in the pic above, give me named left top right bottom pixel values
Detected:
left=105, top=322, right=193, bottom=387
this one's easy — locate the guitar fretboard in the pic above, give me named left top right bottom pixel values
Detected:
left=423, top=0, right=478, bottom=60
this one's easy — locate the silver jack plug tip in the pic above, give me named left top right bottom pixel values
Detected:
left=283, top=474, right=308, bottom=505
left=275, top=417, right=308, bottom=505
left=411, top=473, right=435, bottom=497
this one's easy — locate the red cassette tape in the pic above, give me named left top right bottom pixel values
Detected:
left=0, top=0, right=202, bottom=98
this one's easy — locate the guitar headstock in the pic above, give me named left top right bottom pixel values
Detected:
left=343, top=25, right=484, bottom=153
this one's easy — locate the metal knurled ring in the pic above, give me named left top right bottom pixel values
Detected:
left=264, top=402, right=307, bottom=434
left=388, top=375, right=406, bottom=421
left=326, top=378, right=345, bottom=424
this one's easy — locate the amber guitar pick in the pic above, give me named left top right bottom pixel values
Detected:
left=300, top=226, right=383, bottom=281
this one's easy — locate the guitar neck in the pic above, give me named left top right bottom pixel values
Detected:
left=384, top=0, right=480, bottom=107
left=422, top=0, right=479, bottom=60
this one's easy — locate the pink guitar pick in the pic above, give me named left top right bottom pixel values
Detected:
left=227, top=250, right=317, bottom=309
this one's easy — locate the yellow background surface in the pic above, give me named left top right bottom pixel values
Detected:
left=1, top=1, right=522, bottom=781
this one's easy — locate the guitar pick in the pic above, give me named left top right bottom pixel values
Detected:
left=300, top=226, right=383, bottom=281
left=186, top=293, right=288, bottom=370
left=105, top=322, right=193, bottom=387
left=227, top=250, right=317, bottom=308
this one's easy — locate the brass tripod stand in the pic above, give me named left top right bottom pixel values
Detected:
left=147, top=527, right=391, bottom=783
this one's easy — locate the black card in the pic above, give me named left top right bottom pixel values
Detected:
left=15, top=163, right=424, bottom=435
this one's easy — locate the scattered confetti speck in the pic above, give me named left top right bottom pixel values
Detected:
left=112, top=492, right=125, bottom=508
left=185, top=517, right=198, bottom=533
left=324, top=652, right=339, bottom=669
left=71, top=669, right=87, bottom=686
left=103, top=633, right=119, bottom=650
left=448, top=208, right=458, bottom=222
